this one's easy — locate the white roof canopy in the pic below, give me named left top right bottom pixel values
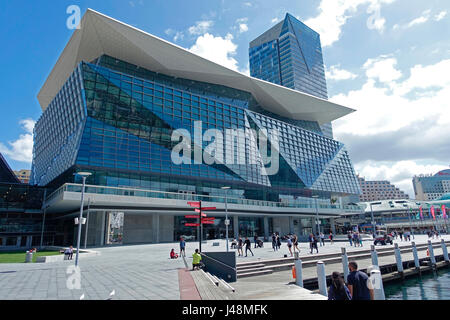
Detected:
left=38, top=9, right=355, bottom=124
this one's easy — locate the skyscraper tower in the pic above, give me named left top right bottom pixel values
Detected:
left=249, top=13, right=333, bottom=138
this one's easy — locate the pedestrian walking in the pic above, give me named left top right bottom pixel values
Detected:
left=399, top=231, right=403, bottom=241
left=254, top=234, right=259, bottom=249
left=347, top=261, right=374, bottom=300
left=179, top=237, right=186, bottom=257
left=329, top=232, right=334, bottom=245
left=352, top=232, right=359, bottom=247
left=293, top=235, right=300, bottom=253
left=276, top=234, right=282, bottom=250
left=237, top=236, right=244, bottom=257
left=328, top=272, right=351, bottom=300
left=358, top=233, right=363, bottom=247
left=244, top=237, right=254, bottom=257
left=348, top=232, right=353, bottom=246
left=271, top=233, right=277, bottom=252
left=313, top=235, right=319, bottom=253
left=287, top=237, right=293, bottom=257
left=320, top=232, right=325, bottom=247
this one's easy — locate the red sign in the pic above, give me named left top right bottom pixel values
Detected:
left=194, top=209, right=208, bottom=216
left=188, top=202, right=201, bottom=208
left=202, top=217, right=215, bottom=221
left=185, top=223, right=200, bottom=227
left=185, top=215, right=200, bottom=219
left=201, top=221, right=215, bottom=225
left=201, top=207, right=216, bottom=211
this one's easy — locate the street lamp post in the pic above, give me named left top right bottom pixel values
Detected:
left=404, top=203, right=415, bottom=240
left=313, top=195, right=320, bottom=236
left=39, top=189, right=47, bottom=249
left=74, top=172, right=92, bottom=267
left=84, top=198, right=91, bottom=249
left=221, top=186, right=231, bottom=252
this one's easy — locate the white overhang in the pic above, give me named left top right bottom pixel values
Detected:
left=38, top=9, right=355, bottom=124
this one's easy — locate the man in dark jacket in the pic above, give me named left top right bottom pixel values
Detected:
left=347, top=261, right=374, bottom=300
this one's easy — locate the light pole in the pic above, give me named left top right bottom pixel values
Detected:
left=39, top=189, right=47, bottom=249
left=312, top=195, right=320, bottom=236
left=221, top=186, right=231, bottom=252
left=74, top=172, right=91, bottom=267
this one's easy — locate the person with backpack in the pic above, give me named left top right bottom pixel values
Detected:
left=328, top=272, right=351, bottom=300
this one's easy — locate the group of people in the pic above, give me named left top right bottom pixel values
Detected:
left=391, top=230, right=412, bottom=241
left=347, top=231, right=364, bottom=247
left=328, top=261, right=375, bottom=300
left=230, top=237, right=255, bottom=257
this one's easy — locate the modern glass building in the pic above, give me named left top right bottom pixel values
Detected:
left=249, top=13, right=333, bottom=138
left=413, top=169, right=450, bottom=201
left=30, top=10, right=362, bottom=246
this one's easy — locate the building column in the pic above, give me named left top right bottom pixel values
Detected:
left=331, top=218, right=336, bottom=234
left=16, top=236, right=21, bottom=248
left=26, top=236, right=32, bottom=248
left=289, top=216, right=294, bottom=234
left=233, top=215, right=239, bottom=239
left=152, top=213, right=160, bottom=244
left=312, top=217, right=318, bottom=235
left=100, top=211, right=106, bottom=246
left=263, top=217, right=269, bottom=240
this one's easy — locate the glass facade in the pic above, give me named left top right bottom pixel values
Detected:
left=249, top=13, right=333, bottom=138
left=31, top=54, right=360, bottom=204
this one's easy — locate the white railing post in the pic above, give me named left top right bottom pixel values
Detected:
left=428, top=240, right=436, bottom=266
left=295, top=253, right=303, bottom=287
left=394, top=243, right=404, bottom=275
left=369, top=268, right=385, bottom=300
left=441, top=239, right=449, bottom=263
left=341, top=247, right=349, bottom=283
left=371, top=245, right=379, bottom=266
left=411, top=241, right=420, bottom=269
left=317, top=261, right=328, bottom=297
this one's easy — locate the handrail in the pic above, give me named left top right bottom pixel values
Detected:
left=52, top=182, right=365, bottom=212
left=200, top=252, right=237, bottom=273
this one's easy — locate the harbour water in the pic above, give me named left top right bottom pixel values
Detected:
left=384, top=267, right=450, bottom=300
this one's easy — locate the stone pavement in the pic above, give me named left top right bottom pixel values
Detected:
left=0, top=235, right=447, bottom=300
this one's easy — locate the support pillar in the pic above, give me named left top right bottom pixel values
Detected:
left=152, top=213, right=160, bottom=244
left=233, top=215, right=239, bottom=239
left=330, top=218, right=336, bottom=235
left=263, top=216, right=269, bottom=240
left=100, top=211, right=106, bottom=246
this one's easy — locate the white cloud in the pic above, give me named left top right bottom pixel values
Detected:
left=326, top=65, right=358, bottom=81
left=189, top=33, right=239, bottom=71
left=242, top=2, right=252, bottom=7
left=0, top=119, right=35, bottom=164
left=236, top=18, right=249, bottom=33
left=363, top=55, right=402, bottom=83
left=331, top=56, right=450, bottom=198
left=304, top=0, right=396, bottom=47
left=165, top=28, right=184, bottom=42
left=271, top=17, right=280, bottom=24
left=406, top=9, right=431, bottom=28
left=188, top=20, right=214, bottom=35
left=434, top=11, right=447, bottom=21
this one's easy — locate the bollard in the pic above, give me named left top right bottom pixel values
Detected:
left=411, top=242, right=420, bottom=270
left=316, top=261, right=328, bottom=297
left=295, top=259, right=303, bottom=287
left=371, top=245, right=379, bottom=266
left=441, top=239, right=449, bottom=263
left=341, top=247, right=349, bottom=283
left=369, top=268, right=385, bottom=300
left=394, top=243, right=404, bottom=274
left=427, top=240, right=436, bottom=266
left=25, top=251, right=33, bottom=263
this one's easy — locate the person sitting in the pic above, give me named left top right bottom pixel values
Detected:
left=170, top=249, right=178, bottom=259
left=192, top=249, right=202, bottom=270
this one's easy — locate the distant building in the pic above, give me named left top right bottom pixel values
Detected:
left=0, top=153, right=20, bottom=184
left=358, top=176, right=409, bottom=202
left=413, top=169, right=450, bottom=201
left=13, top=170, right=31, bottom=184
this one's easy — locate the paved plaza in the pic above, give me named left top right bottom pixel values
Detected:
left=0, top=234, right=448, bottom=300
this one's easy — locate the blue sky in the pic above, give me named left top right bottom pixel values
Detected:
left=0, top=0, right=449, bottom=197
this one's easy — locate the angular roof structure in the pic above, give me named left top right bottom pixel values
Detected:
left=0, top=153, right=21, bottom=183
left=38, top=9, right=355, bottom=125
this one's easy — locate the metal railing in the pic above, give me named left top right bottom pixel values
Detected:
left=48, top=183, right=364, bottom=212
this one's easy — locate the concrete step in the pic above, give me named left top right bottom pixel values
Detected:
left=237, top=269, right=274, bottom=278
left=236, top=264, right=266, bottom=271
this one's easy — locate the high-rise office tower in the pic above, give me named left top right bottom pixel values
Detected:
left=249, top=13, right=333, bottom=138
